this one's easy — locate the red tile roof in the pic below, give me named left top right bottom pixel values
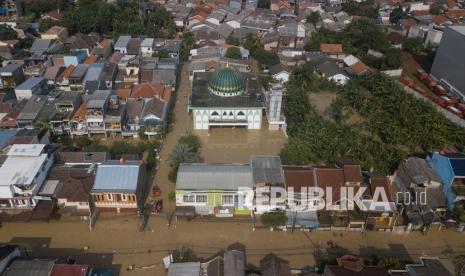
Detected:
left=130, top=83, right=172, bottom=102
left=51, top=264, right=89, bottom=276
left=320, top=43, right=343, bottom=53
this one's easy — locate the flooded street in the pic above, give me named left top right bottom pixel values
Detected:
left=195, top=125, right=287, bottom=163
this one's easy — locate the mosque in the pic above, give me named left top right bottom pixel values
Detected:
left=188, top=67, right=265, bottom=130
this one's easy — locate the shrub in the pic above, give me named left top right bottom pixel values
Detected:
left=261, top=210, right=287, bottom=229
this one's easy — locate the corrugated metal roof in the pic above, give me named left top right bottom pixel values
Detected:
left=177, top=163, right=253, bottom=190
left=15, top=77, right=45, bottom=90
left=250, top=156, right=284, bottom=184
left=168, top=262, right=201, bottom=276
left=3, top=259, right=54, bottom=276
left=92, top=160, right=143, bottom=193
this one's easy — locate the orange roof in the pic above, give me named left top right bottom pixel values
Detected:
left=98, top=39, right=111, bottom=48
left=83, top=55, right=98, bottom=64
left=351, top=62, right=368, bottom=74
left=412, top=10, right=431, bottom=17
left=117, top=88, right=131, bottom=100
left=72, top=100, right=88, bottom=122
left=130, top=83, right=172, bottom=102
left=60, top=65, right=75, bottom=80
left=432, top=15, right=449, bottom=25
left=446, top=9, right=465, bottom=18
left=320, top=44, right=343, bottom=53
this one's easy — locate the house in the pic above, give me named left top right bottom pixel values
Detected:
left=141, top=97, right=169, bottom=137
left=57, top=151, right=109, bottom=166
left=168, top=262, right=201, bottom=276
left=283, top=166, right=319, bottom=229
left=3, top=259, right=55, bottom=276
left=41, top=25, right=68, bottom=42
left=48, top=166, right=95, bottom=219
left=0, top=246, right=21, bottom=274
left=315, top=60, right=349, bottom=85
left=91, top=159, right=146, bottom=213
left=30, top=39, right=53, bottom=55
left=0, top=63, right=24, bottom=88
left=404, top=257, right=453, bottom=276
left=260, top=254, right=291, bottom=276
left=14, top=76, right=47, bottom=100
left=50, top=264, right=90, bottom=276
left=320, top=43, right=345, bottom=60
left=65, top=33, right=100, bottom=52
left=43, top=65, right=65, bottom=85
left=140, top=38, right=154, bottom=57
left=49, top=91, right=82, bottom=135
left=323, top=255, right=390, bottom=275
left=269, top=64, right=290, bottom=83
left=114, top=36, right=131, bottom=54
left=122, top=98, right=145, bottom=137
left=16, top=95, right=47, bottom=128
left=251, top=155, right=286, bottom=214
left=69, top=64, right=89, bottom=91
left=176, top=163, right=255, bottom=216
left=152, top=69, right=177, bottom=87
left=427, top=152, right=465, bottom=209
left=63, top=50, right=88, bottom=67
left=92, top=39, right=112, bottom=58
left=0, top=144, right=54, bottom=210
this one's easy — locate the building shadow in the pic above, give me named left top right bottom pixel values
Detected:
left=6, top=237, right=121, bottom=275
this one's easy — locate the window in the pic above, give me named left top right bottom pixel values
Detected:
left=122, top=194, right=128, bottom=201
left=237, top=111, right=245, bottom=116
left=222, top=195, right=234, bottom=205
left=196, top=195, right=207, bottom=203
left=107, top=194, right=113, bottom=201
left=183, top=194, right=195, bottom=203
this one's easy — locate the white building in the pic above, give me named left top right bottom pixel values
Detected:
left=265, top=84, right=286, bottom=131
left=140, top=38, right=154, bottom=57
left=189, top=68, right=264, bottom=130
left=0, top=144, right=54, bottom=210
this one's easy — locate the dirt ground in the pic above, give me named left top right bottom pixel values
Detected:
left=308, top=91, right=337, bottom=118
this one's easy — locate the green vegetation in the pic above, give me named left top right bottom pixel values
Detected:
left=74, top=137, right=159, bottom=170
left=168, top=191, right=176, bottom=201
left=389, top=7, right=405, bottom=25
left=306, top=11, right=321, bottom=25
left=225, top=46, right=242, bottom=59
left=62, top=0, right=175, bottom=38
left=180, top=31, right=195, bottom=63
left=342, top=0, right=378, bottom=18
left=23, top=0, right=70, bottom=20
left=168, top=135, right=202, bottom=182
left=0, top=25, right=17, bottom=40
left=257, top=0, right=271, bottom=9
left=454, top=202, right=465, bottom=223
left=243, top=33, right=280, bottom=67
left=172, top=247, right=198, bottom=263
left=226, top=35, right=240, bottom=46
left=261, top=210, right=287, bottom=229
left=305, top=19, right=401, bottom=70
left=280, top=64, right=465, bottom=174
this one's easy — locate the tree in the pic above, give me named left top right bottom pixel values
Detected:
left=430, top=5, right=441, bottom=15
left=402, top=37, right=424, bottom=55
left=226, top=35, right=240, bottom=46
left=168, top=143, right=200, bottom=168
left=0, top=25, right=17, bottom=40
left=243, top=33, right=262, bottom=51
left=257, top=0, right=270, bottom=9
left=389, top=7, right=404, bottom=25
left=306, top=11, right=321, bottom=25
left=178, top=134, right=202, bottom=150
left=172, top=247, right=198, bottom=263
left=225, top=46, right=242, bottom=59
left=261, top=210, right=287, bottom=229
left=152, top=49, right=169, bottom=58
left=75, top=136, right=92, bottom=149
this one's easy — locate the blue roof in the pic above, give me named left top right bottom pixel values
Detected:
left=92, top=160, right=143, bottom=193
left=0, top=130, right=17, bottom=149
left=88, top=268, right=114, bottom=276
left=84, top=63, right=104, bottom=83
left=450, top=158, right=465, bottom=177
left=15, top=77, right=45, bottom=90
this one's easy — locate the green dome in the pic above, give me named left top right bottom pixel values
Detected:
left=209, top=67, right=244, bottom=96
